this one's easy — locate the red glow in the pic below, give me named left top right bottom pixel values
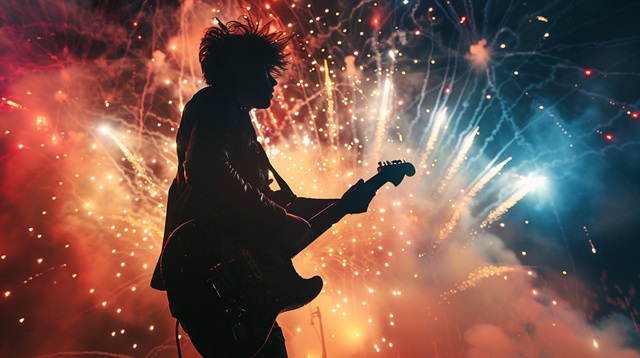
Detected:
left=460, top=16, right=467, bottom=24
left=631, top=112, right=639, bottom=119
left=605, top=134, right=613, bottom=141
left=584, top=69, right=592, bottom=76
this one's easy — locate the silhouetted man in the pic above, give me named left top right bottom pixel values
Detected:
left=150, top=17, right=358, bottom=357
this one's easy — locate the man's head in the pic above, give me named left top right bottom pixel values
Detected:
left=199, top=16, right=291, bottom=108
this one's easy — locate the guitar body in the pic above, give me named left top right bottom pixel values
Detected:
left=161, top=219, right=323, bottom=357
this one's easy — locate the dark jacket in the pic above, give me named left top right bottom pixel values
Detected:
left=150, top=86, right=287, bottom=290
left=150, top=86, right=334, bottom=290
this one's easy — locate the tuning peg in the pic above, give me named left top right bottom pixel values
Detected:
left=378, top=159, right=412, bottom=167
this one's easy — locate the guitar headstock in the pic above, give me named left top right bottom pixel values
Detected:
left=376, top=159, right=416, bottom=186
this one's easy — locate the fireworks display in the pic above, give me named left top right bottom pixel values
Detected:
left=1, top=0, right=639, bottom=357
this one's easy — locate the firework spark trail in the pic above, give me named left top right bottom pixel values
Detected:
left=373, top=77, right=392, bottom=160
left=437, top=126, right=478, bottom=193
left=465, top=157, right=513, bottom=202
left=438, top=156, right=513, bottom=243
left=480, top=176, right=546, bottom=229
left=323, top=59, right=339, bottom=150
left=441, top=265, right=518, bottom=300
left=99, top=126, right=158, bottom=195
left=417, top=107, right=448, bottom=171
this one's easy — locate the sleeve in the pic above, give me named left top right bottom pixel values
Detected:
left=280, top=197, right=339, bottom=221
left=183, top=106, right=287, bottom=230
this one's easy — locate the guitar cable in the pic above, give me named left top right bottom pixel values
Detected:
left=175, top=319, right=183, bottom=358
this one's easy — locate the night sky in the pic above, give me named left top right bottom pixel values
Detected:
left=1, top=0, right=640, bottom=357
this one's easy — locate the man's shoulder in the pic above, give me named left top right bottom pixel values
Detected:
left=187, top=86, right=232, bottom=110
left=181, top=86, right=238, bottom=131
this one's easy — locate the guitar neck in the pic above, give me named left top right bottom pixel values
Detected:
left=308, top=201, right=348, bottom=240
left=289, top=160, right=414, bottom=257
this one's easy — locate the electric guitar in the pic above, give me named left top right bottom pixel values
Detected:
left=160, top=160, right=415, bottom=357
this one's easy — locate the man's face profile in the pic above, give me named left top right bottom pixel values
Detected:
left=235, top=64, right=278, bottom=109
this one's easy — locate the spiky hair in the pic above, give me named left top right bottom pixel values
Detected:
left=199, top=16, right=292, bottom=85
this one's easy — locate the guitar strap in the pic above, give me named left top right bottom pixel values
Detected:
left=258, top=145, right=295, bottom=195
